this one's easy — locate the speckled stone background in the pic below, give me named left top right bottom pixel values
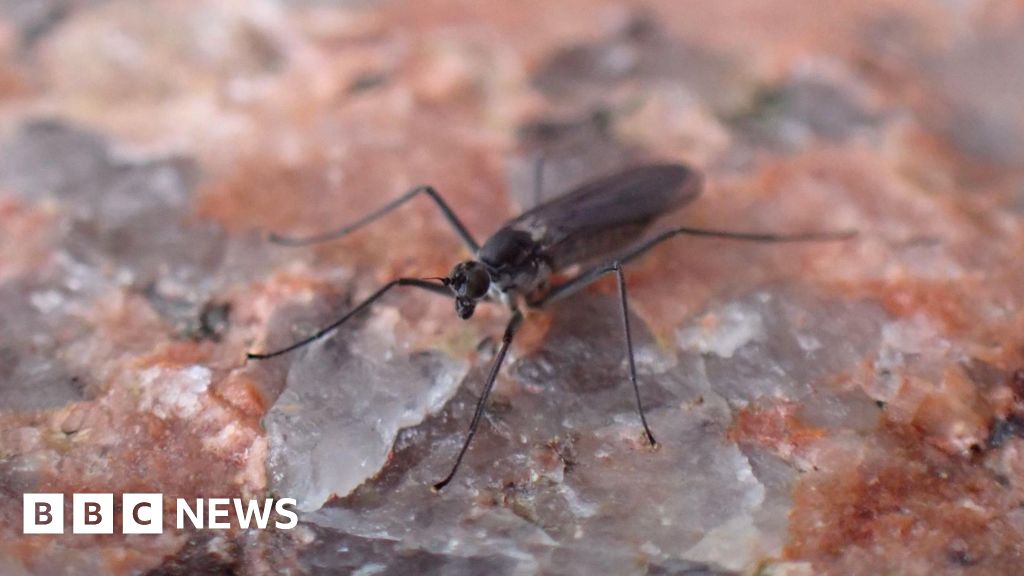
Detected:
left=0, top=1, right=1023, bottom=575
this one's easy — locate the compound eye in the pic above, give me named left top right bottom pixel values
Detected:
left=464, top=266, right=490, bottom=299
left=449, top=262, right=490, bottom=300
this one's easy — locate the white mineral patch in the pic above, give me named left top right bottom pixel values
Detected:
left=137, top=365, right=212, bottom=419
left=869, top=314, right=949, bottom=402
left=558, top=484, right=598, bottom=519
left=28, top=290, right=64, bottom=314
left=265, top=307, right=469, bottom=511
left=683, top=514, right=765, bottom=572
left=677, top=302, right=765, bottom=358
left=880, top=314, right=947, bottom=356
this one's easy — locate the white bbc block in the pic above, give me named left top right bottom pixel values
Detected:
left=73, top=493, right=114, bottom=534
left=122, top=493, right=163, bottom=534
left=23, top=493, right=64, bottom=534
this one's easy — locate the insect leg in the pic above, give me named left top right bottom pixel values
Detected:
left=535, top=262, right=656, bottom=446
left=433, top=309, right=524, bottom=492
left=532, top=224, right=856, bottom=442
left=618, top=226, right=857, bottom=267
left=268, top=186, right=480, bottom=252
left=246, top=278, right=450, bottom=360
left=610, top=261, right=656, bottom=446
left=541, top=225, right=855, bottom=305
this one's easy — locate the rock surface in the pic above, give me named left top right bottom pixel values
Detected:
left=1, top=1, right=1023, bottom=575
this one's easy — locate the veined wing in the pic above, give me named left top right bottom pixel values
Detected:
left=504, top=163, right=702, bottom=269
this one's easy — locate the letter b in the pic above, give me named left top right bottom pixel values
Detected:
left=23, top=494, right=64, bottom=534
left=73, top=494, right=113, bottom=534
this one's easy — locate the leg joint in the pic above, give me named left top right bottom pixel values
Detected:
left=502, top=311, right=524, bottom=343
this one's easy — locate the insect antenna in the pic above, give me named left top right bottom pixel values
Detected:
left=246, top=277, right=451, bottom=360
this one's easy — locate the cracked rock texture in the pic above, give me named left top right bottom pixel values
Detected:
left=1, top=1, right=1023, bottom=575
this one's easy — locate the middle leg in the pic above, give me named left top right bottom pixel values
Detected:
left=535, top=261, right=657, bottom=446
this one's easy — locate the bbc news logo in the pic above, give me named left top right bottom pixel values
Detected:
left=23, top=494, right=298, bottom=534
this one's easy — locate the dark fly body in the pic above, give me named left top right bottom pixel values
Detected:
left=248, top=163, right=854, bottom=490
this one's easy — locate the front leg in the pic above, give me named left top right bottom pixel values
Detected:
left=433, top=309, right=525, bottom=491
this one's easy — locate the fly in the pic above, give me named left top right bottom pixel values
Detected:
left=247, top=163, right=855, bottom=491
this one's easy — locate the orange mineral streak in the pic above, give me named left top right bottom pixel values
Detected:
left=785, top=422, right=1024, bottom=575
left=196, top=153, right=335, bottom=237
left=729, top=400, right=827, bottom=462
left=210, top=371, right=271, bottom=418
left=0, top=275, right=270, bottom=574
left=867, top=278, right=972, bottom=334
left=910, top=366, right=993, bottom=455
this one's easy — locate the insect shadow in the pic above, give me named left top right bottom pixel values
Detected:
left=247, top=162, right=855, bottom=491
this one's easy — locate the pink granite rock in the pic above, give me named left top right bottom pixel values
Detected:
left=0, top=1, right=1022, bottom=575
